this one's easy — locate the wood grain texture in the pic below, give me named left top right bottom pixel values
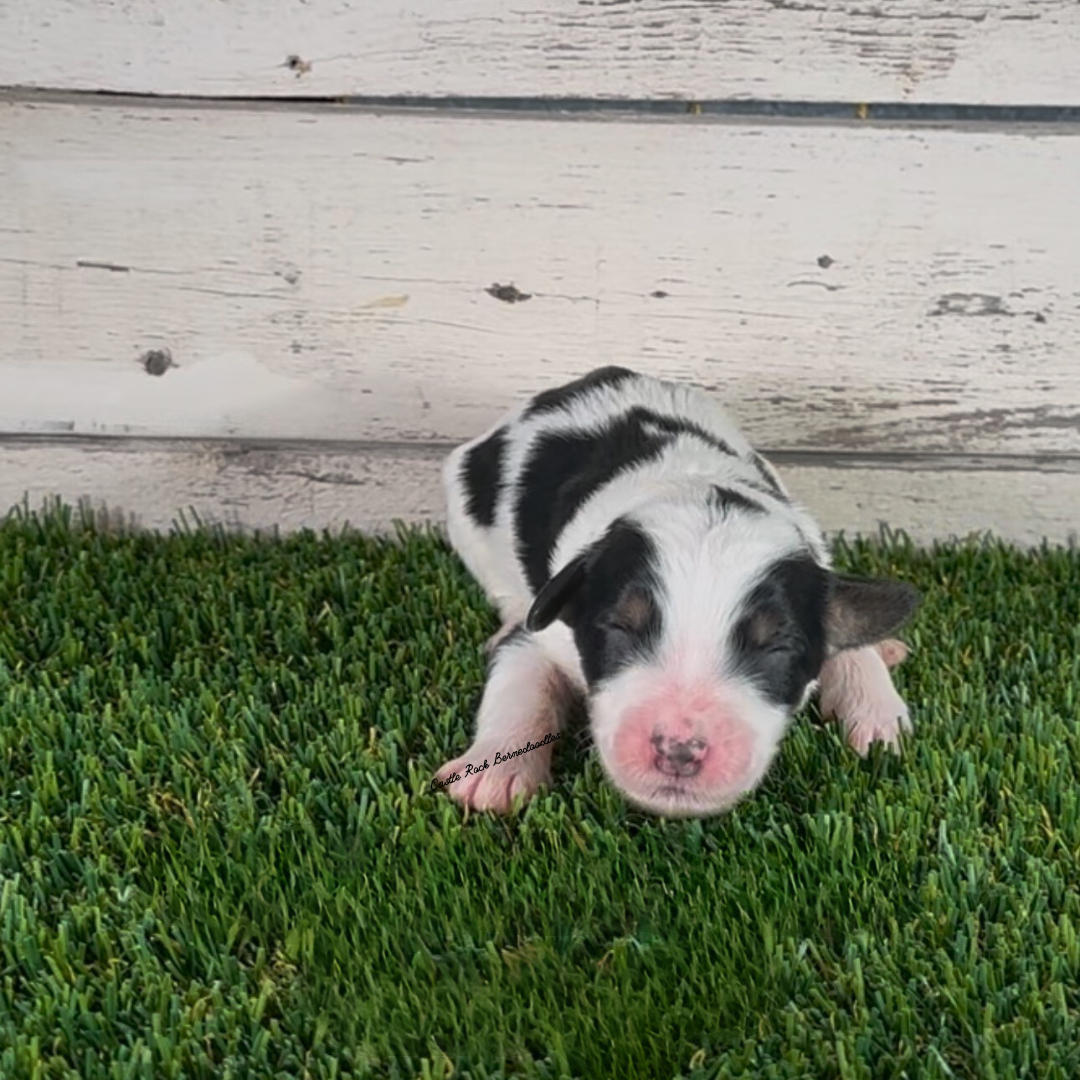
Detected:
left=3, top=99, right=1080, bottom=458
left=2, top=438, right=1077, bottom=546
left=3, top=0, right=1079, bottom=105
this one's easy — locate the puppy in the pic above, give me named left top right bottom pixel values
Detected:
left=435, top=367, right=919, bottom=816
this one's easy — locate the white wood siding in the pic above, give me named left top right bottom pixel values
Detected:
left=3, top=439, right=1077, bottom=548
left=3, top=0, right=1079, bottom=105
left=2, top=0, right=1079, bottom=543
left=3, top=100, right=1079, bottom=463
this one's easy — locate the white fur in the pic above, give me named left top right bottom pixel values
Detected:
left=818, top=646, right=912, bottom=754
left=434, top=633, right=570, bottom=813
left=440, top=370, right=912, bottom=815
left=582, top=495, right=815, bottom=815
left=443, top=429, right=531, bottom=625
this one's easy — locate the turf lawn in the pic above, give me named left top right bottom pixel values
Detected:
left=1, top=504, right=1078, bottom=1080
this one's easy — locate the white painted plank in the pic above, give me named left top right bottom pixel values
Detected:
left=2, top=1, right=1079, bottom=106
left=2, top=439, right=1076, bottom=547
left=0, top=440, right=445, bottom=537
left=2, top=99, right=1080, bottom=456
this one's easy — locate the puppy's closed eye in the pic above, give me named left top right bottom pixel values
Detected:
left=603, top=586, right=656, bottom=637
left=745, top=608, right=801, bottom=653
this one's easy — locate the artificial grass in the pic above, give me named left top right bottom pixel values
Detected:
left=0, top=505, right=1078, bottom=1080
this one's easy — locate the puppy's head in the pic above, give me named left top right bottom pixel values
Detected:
left=526, top=500, right=919, bottom=817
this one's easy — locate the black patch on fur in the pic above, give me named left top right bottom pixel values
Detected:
left=516, top=403, right=768, bottom=592
left=523, top=366, right=637, bottom=419
left=516, top=410, right=674, bottom=593
left=564, top=521, right=663, bottom=688
left=749, top=452, right=787, bottom=499
left=633, top=409, right=740, bottom=459
left=461, top=426, right=507, bottom=528
left=708, top=485, right=766, bottom=517
left=627, top=410, right=788, bottom=503
left=730, top=554, right=830, bottom=708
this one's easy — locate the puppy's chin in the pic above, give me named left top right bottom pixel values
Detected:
left=599, top=752, right=775, bottom=818
left=621, top=780, right=748, bottom=819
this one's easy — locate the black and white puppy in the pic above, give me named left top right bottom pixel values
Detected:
left=436, top=367, right=919, bottom=817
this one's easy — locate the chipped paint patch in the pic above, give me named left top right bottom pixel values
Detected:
left=273, top=263, right=302, bottom=286
left=359, top=294, right=410, bottom=310
left=486, top=283, right=532, bottom=303
left=930, top=293, right=1012, bottom=317
left=140, top=349, right=176, bottom=377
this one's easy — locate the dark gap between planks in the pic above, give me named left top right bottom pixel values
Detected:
left=2, top=435, right=1080, bottom=475
left=5, top=88, right=1080, bottom=127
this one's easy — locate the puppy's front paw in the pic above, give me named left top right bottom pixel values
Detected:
left=434, top=739, right=552, bottom=813
left=818, top=645, right=914, bottom=757
left=841, top=695, right=912, bottom=757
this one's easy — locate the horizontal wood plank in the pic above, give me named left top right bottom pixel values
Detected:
left=2, top=438, right=1077, bottom=546
left=2, top=99, right=1080, bottom=458
left=3, top=1, right=1080, bottom=106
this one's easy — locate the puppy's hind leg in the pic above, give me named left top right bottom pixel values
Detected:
left=435, top=632, right=575, bottom=813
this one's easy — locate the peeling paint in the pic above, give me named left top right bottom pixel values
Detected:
left=273, top=263, right=302, bottom=286
left=486, top=283, right=532, bottom=303
left=930, top=293, right=1012, bottom=317
left=140, top=349, right=176, bottom=377
left=787, top=279, right=844, bottom=292
left=285, top=54, right=312, bottom=77
left=359, top=294, right=410, bottom=310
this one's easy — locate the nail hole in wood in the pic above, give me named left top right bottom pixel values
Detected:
left=140, top=349, right=176, bottom=377
left=486, top=283, right=532, bottom=304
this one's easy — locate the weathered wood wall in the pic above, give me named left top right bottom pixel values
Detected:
left=2, top=1, right=1079, bottom=544
left=4, top=0, right=1079, bottom=104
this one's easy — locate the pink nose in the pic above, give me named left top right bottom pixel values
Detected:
left=645, top=716, right=756, bottom=787
left=651, top=733, right=709, bottom=778
left=613, top=691, right=758, bottom=791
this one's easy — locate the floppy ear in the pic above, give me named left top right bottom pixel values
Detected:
left=825, top=574, right=921, bottom=653
left=525, top=554, right=589, bottom=632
